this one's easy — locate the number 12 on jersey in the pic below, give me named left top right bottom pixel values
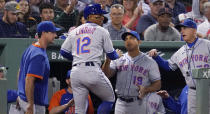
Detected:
left=76, top=37, right=91, bottom=55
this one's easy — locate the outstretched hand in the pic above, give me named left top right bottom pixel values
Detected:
left=116, top=49, right=123, bottom=58
left=157, top=90, right=170, bottom=99
left=148, top=49, right=158, bottom=57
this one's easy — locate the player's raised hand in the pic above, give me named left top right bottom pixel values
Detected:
left=148, top=49, right=158, bottom=57
left=156, top=90, right=170, bottom=99
left=116, top=49, right=123, bottom=58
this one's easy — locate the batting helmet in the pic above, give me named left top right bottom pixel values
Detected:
left=84, top=4, right=108, bottom=19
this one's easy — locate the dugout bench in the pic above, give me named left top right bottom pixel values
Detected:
left=0, top=39, right=186, bottom=114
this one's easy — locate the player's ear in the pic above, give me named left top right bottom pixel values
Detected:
left=66, top=79, right=70, bottom=85
left=138, top=40, right=142, bottom=45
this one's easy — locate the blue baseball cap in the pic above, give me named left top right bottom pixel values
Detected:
left=84, top=4, right=108, bottom=19
left=66, top=70, right=71, bottom=79
left=122, top=31, right=141, bottom=41
left=37, top=21, right=61, bottom=33
left=176, top=19, right=197, bottom=30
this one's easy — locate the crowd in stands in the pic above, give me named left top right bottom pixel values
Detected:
left=0, top=0, right=209, bottom=40
left=2, top=0, right=210, bottom=113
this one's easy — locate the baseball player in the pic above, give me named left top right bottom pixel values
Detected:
left=17, top=21, right=60, bottom=114
left=60, top=4, right=119, bottom=114
left=149, top=18, right=210, bottom=114
left=102, top=31, right=165, bottom=114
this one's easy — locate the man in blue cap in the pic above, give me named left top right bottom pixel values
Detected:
left=149, top=18, right=210, bottom=114
left=102, top=31, right=163, bottom=114
left=17, top=21, right=60, bottom=114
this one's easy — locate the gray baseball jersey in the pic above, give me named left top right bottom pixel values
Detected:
left=110, top=52, right=161, bottom=97
left=168, top=38, right=210, bottom=88
left=140, top=92, right=166, bottom=114
left=110, top=52, right=161, bottom=114
left=61, top=23, right=115, bottom=65
left=61, top=23, right=116, bottom=113
left=168, top=38, right=210, bottom=114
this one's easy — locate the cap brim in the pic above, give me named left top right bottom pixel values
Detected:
left=122, top=32, right=136, bottom=41
left=175, top=24, right=186, bottom=31
left=101, top=10, right=108, bottom=14
left=55, top=27, right=61, bottom=32
left=103, top=16, right=108, bottom=24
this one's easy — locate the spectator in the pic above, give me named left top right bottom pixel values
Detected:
left=104, top=4, right=129, bottom=40
left=54, top=0, right=79, bottom=31
left=68, top=10, right=86, bottom=33
left=0, top=1, right=29, bottom=38
left=178, top=0, right=208, bottom=25
left=136, top=0, right=164, bottom=40
left=29, top=0, right=42, bottom=20
left=17, top=21, right=60, bottom=114
left=0, top=0, right=5, bottom=18
left=122, top=0, right=143, bottom=30
left=29, top=2, right=65, bottom=38
left=144, top=8, right=180, bottom=41
left=165, top=0, right=186, bottom=19
left=48, top=70, right=94, bottom=114
left=17, top=0, right=37, bottom=30
left=157, top=85, right=188, bottom=114
left=138, top=0, right=151, bottom=15
left=197, top=1, right=210, bottom=39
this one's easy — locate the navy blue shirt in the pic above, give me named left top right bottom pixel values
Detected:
left=0, top=19, right=29, bottom=38
left=163, top=86, right=188, bottom=114
left=18, top=44, right=50, bottom=106
left=165, top=1, right=186, bottom=18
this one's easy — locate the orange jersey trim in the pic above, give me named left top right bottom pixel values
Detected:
left=48, top=89, right=66, bottom=111
left=32, top=43, right=41, bottom=48
left=27, top=73, right=43, bottom=80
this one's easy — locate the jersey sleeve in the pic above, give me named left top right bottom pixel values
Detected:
left=48, top=91, right=62, bottom=111
left=26, top=55, right=46, bottom=80
left=168, top=52, right=179, bottom=71
left=61, top=35, right=73, bottom=54
left=163, top=96, right=181, bottom=113
left=148, top=60, right=161, bottom=82
left=102, top=29, right=115, bottom=53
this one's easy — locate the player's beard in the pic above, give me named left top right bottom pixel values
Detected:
left=126, top=44, right=138, bottom=52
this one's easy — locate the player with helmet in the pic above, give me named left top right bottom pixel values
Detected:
left=148, top=18, right=210, bottom=114
left=60, top=3, right=119, bottom=114
left=102, top=31, right=165, bottom=114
